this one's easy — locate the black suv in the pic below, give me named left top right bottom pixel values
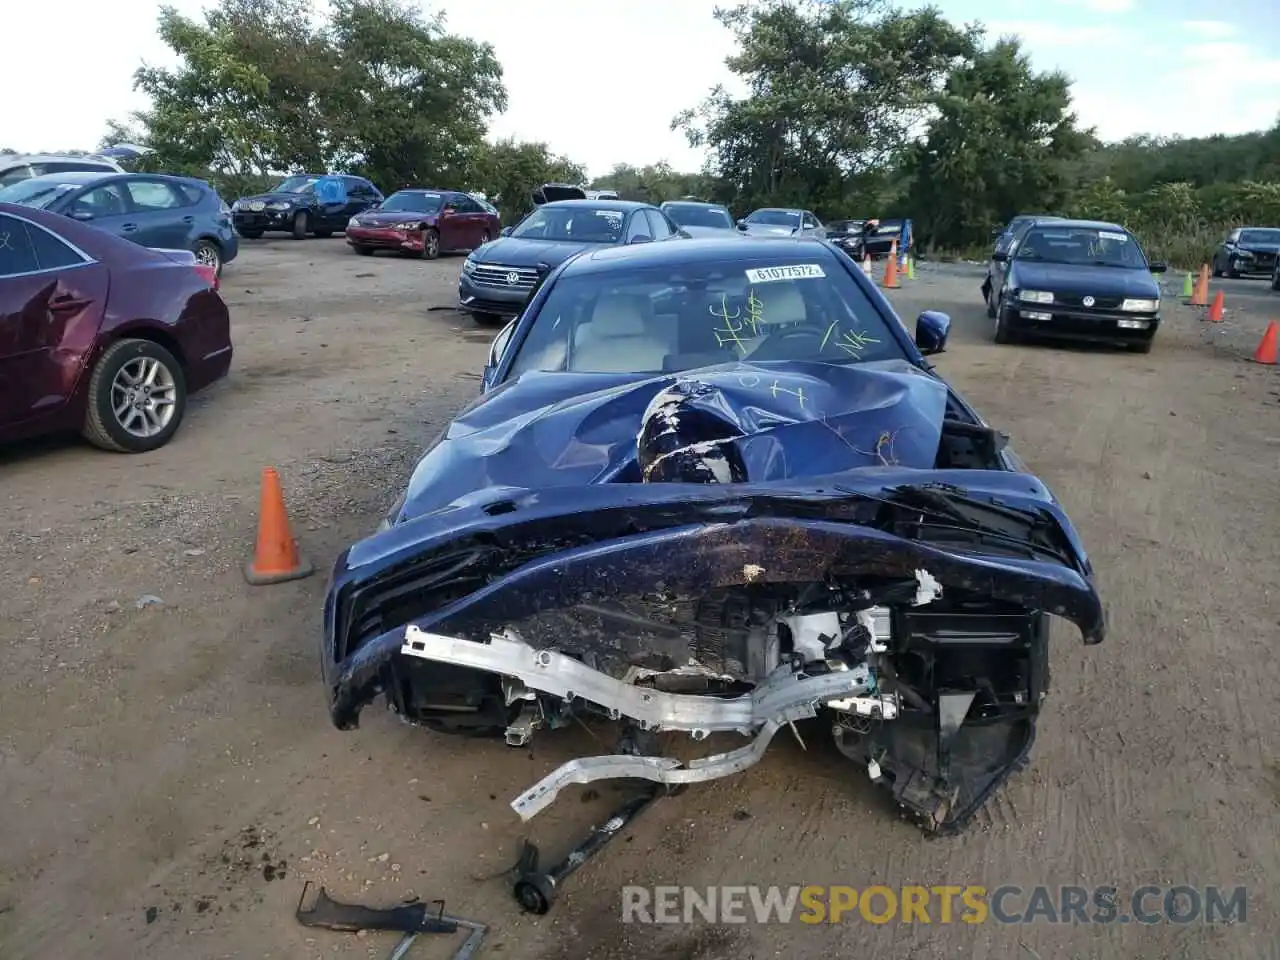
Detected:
left=232, top=174, right=383, bottom=239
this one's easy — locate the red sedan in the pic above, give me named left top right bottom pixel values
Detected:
left=0, top=202, right=233, bottom=453
left=345, top=189, right=499, bottom=260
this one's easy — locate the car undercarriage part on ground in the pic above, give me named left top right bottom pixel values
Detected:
left=510, top=784, right=669, bottom=915
left=294, top=883, right=488, bottom=959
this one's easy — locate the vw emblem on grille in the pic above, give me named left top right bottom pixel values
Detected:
left=505, top=271, right=520, bottom=285
left=1082, top=295, right=1095, bottom=307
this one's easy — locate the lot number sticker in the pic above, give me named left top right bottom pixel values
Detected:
left=744, top=263, right=827, bottom=284
left=1098, top=231, right=1128, bottom=242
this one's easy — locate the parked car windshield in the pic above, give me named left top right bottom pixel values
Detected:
left=746, top=209, right=800, bottom=227
left=1239, top=228, right=1280, bottom=244
left=506, top=256, right=906, bottom=377
left=380, top=191, right=443, bottom=213
left=663, top=204, right=733, bottom=229
left=273, top=176, right=318, bottom=194
left=828, top=220, right=865, bottom=233
left=1015, top=226, right=1147, bottom=269
left=0, top=178, right=80, bottom=209
left=509, top=206, right=625, bottom=242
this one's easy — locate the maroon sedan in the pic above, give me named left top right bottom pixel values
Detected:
left=345, top=189, right=499, bottom=260
left=0, top=202, right=232, bottom=454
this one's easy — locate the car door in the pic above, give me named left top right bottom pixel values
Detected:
left=342, top=177, right=379, bottom=228
left=121, top=178, right=196, bottom=249
left=624, top=210, right=653, bottom=244
left=992, top=221, right=1032, bottom=300
left=451, top=194, right=486, bottom=248
left=0, top=212, right=109, bottom=428
left=433, top=193, right=465, bottom=250
left=63, top=181, right=134, bottom=240
left=644, top=209, right=678, bottom=242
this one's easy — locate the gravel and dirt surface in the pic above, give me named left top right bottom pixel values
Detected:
left=2, top=238, right=1278, bottom=960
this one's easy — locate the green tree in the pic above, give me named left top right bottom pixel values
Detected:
left=469, top=138, right=586, bottom=222
left=904, top=37, right=1091, bottom=249
left=114, top=0, right=506, bottom=194
left=588, top=163, right=716, bottom=204
left=323, top=0, right=506, bottom=189
left=674, top=0, right=978, bottom=215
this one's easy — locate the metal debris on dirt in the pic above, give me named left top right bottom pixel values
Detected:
left=294, top=882, right=488, bottom=959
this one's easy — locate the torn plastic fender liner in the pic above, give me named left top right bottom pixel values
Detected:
left=325, top=516, right=1105, bottom=730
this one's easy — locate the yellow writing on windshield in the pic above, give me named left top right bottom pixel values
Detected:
left=835, top=329, right=881, bottom=358
left=709, top=293, right=750, bottom=355
left=745, top=289, right=764, bottom=335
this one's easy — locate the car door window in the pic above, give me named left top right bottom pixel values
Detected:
left=69, top=183, right=129, bottom=218
left=34, top=161, right=116, bottom=176
left=645, top=209, right=674, bottom=239
left=27, top=221, right=87, bottom=270
left=802, top=213, right=819, bottom=230
left=125, top=180, right=184, bottom=211
left=0, top=165, right=34, bottom=187
left=0, top=215, right=41, bottom=276
left=625, top=211, right=652, bottom=243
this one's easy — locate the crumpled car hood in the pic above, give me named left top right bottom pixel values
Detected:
left=396, top=359, right=950, bottom=523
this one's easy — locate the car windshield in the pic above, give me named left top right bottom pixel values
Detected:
left=1015, top=226, right=1147, bottom=268
left=274, top=176, right=318, bottom=194
left=0, top=178, right=80, bottom=209
left=829, top=220, right=864, bottom=233
left=746, top=209, right=800, bottom=227
left=380, top=191, right=443, bottom=213
left=509, top=206, right=625, bottom=242
left=663, top=204, right=733, bottom=229
left=1239, top=228, right=1280, bottom=244
left=505, top=256, right=906, bottom=377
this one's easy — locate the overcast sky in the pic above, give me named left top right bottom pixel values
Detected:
left=6, top=0, right=1279, bottom=179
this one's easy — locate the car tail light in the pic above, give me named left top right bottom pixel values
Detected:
left=195, top=264, right=219, bottom=290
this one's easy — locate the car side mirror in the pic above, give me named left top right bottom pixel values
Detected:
left=483, top=320, right=516, bottom=390
left=1148, top=261, right=1168, bottom=273
left=915, top=310, right=951, bottom=356
left=991, top=250, right=1008, bottom=262
left=70, top=209, right=94, bottom=221
left=736, top=220, right=748, bottom=231
left=499, top=226, right=513, bottom=237
left=629, top=234, right=652, bottom=245
left=441, top=206, right=455, bottom=216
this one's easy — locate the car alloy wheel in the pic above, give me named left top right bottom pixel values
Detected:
left=422, top=228, right=440, bottom=260
left=194, top=240, right=222, bottom=274
left=81, top=338, right=188, bottom=453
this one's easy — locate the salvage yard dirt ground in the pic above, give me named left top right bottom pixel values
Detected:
left=2, top=239, right=1278, bottom=960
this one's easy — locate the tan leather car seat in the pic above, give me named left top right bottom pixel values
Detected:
left=572, top=292, right=669, bottom=372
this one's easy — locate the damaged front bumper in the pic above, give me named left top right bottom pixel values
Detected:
left=322, top=476, right=1105, bottom=833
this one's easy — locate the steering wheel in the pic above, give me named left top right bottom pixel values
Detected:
left=746, top=321, right=831, bottom=361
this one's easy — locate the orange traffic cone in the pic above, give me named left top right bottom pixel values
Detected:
left=1254, top=321, right=1278, bottom=364
left=1190, top=264, right=1209, bottom=306
left=244, top=466, right=315, bottom=585
left=882, top=243, right=900, bottom=289
left=1206, top=290, right=1225, bottom=323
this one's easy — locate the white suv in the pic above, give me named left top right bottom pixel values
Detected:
left=0, top=153, right=124, bottom=188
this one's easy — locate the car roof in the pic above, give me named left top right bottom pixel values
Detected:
left=11, top=170, right=121, bottom=186
left=562, top=236, right=838, bottom=275
left=750, top=207, right=803, bottom=213
left=13, top=171, right=202, bottom=188
left=538, top=198, right=651, bottom=211
left=1024, top=218, right=1127, bottom=232
left=1, top=153, right=121, bottom=167
left=662, top=200, right=724, bottom=207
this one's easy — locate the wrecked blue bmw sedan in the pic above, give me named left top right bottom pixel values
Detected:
left=322, top=237, right=1105, bottom=835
